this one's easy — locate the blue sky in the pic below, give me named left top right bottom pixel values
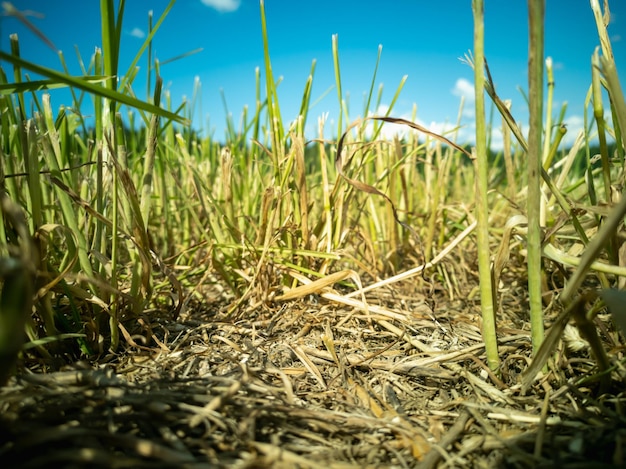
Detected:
left=1, top=0, right=624, bottom=148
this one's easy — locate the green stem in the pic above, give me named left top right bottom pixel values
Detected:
left=527, top=0, right=546, bottom=356
left=472, top=0, right=499, bottom=371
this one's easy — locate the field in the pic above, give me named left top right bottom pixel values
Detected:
left=1, top=1, right=626, bottom=467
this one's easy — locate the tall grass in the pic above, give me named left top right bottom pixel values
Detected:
left=0, top=0, right=624, bottom=391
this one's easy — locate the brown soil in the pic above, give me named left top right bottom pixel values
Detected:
left=2, top=271, right=626, bottom=468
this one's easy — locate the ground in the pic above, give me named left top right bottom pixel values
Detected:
left=1, top=267, right=626, bottom=468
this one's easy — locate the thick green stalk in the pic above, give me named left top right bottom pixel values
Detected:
left=541, top=57, right=554, bottom=163
left=9, top=34, right=25, bottom=119
left=100, top=0, right=118, bottom=128
left=592, top=50, right=612, bottom=201
left=472, top=0, right=499, bottom=371
left=100, top=0, right=118, bottom=346
left=527, top=0, right=545, bottom=355
left=93, top=48, right=107, bottom=279
left=591, top=0, right=626, bottom=162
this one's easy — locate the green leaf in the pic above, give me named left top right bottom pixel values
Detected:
left=0, top=51, right=189, bottom=125
left=0, top=76, right=111, bottom=94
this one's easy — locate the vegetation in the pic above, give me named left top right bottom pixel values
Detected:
left=1, top=0, right=625, bottom=402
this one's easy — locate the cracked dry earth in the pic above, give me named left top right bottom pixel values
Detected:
left=1, top=277, right=626, bottom=468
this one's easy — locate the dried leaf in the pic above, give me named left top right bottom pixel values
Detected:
left=334, top=116, right=472, bottom=242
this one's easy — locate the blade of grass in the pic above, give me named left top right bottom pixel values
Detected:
left=332, top=34, right=344, bottom=137
left=1, top=2, right=57, bottom=52
left=8, top=34, right=26, bottom=121
left=118, top=0, right=176, bottom=96
left=40, top=94, right=94, bottom=279
left=0, top=51, right=188, bottom=125
left=591, top=50, right=612, bottom=202
left=139, top=77, right=161, bottom=223
left=539, top=56, right=554, bottom=227
left=0, top=75, right=110, bottom=94
left=297, top=59, right=316, bottom=136
left=259, top=0, right=284, bottom=162
left=363, top=45, right=382, bottom=119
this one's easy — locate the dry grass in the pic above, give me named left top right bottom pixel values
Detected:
left=2, top=253, right=626, bottom=468
left=2, top=1, right=626, bottom=467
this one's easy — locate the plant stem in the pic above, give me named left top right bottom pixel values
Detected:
left=527, top=0, right=546, bottom=356
left=472, top=0, right=499, bottom=371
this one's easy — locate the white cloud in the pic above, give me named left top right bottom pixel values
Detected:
left=420, top=120, right=457, bottom=139
left=552, top=61, right=565, bottom=71
left=452, top=78, right=475, bottom=102
left=560, top=114, right=587, bottom=148
left=562, top=114, right=584, bottom=130
left=361, top=104, right=471, bottom=147
left=451, top=78, right=476, bottom=118
left=363, top=104, right=411, bottom=140
left=129, top=27, right=145, bottom=39
left=200, top=0, right=241, bottom=12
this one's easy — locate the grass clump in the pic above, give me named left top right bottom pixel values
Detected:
left=0, top=0, right=624, bottom=402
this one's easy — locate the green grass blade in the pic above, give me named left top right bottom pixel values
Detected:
left=40, top=94, right=94, bottom=279
left=0, top=51, right=188, bottom=125
left=259, top=0, right=284, bottom=158
left=0, top=76, right=110, bottom=94
left=364, top=45, right=382, bottom=118
left=140, top=77, right=161, bottom=223
left=332, top=34, right=344, bottom=137
left=100, top=0, right=118, bottom=93
left=119, top=0, right=176, bottom=95
left=297, top=59, right=316, bottom=136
